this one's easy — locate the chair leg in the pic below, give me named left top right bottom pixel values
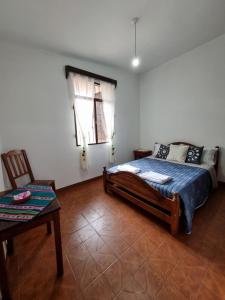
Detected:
left=6, top=239, right=14, bottom=256
left=47, top=221, right=52, bottom=234
left=51, top=181, right=56, bottom=192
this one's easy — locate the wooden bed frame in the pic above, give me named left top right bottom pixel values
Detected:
left=103, top=142, right=219, bottom=235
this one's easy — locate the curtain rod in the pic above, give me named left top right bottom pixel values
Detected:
left=65, top=65, right=117, bottom=88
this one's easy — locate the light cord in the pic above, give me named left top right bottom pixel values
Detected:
left=134, top=20, right=137, bottom=57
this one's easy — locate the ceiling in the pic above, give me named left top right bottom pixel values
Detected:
left=0, top=0, right=225, bottom=73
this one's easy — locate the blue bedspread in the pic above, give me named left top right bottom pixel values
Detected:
left=108, top=158, right=212, bottom=233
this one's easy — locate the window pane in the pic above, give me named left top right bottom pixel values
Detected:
left=75, top=97, right=96, bottom=145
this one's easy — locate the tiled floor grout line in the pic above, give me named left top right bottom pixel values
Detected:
left=67, top=247, right=104, bottom=299
left=63, top=205, right=204, bottom=300
left=65, top=214, right=122, bottom=295
left=79, top=209, right=166, bottom=276
left=192, top=267, right=210, bottom=300
left=76, top=213, right=145, bottom=298
left=83, top=269, right=117, bottom=298
left=64, top=253, right=78, bottom=283
left=83, top=223, right=131, bottom=263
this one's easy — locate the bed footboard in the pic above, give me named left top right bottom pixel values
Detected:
left=103, top=167, right=180, bottom=235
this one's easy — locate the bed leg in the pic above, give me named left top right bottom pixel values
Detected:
left=171, top=220, right=179, bottom=235
left=103, top=167, right=108, bottom=193
left=170, top=193, right=180, bottom=235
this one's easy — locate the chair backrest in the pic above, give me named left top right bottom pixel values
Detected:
left=1, top=150, right=34, bottom=189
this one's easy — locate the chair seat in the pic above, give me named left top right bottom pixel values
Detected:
left=30, top=180, right=55, bottom=191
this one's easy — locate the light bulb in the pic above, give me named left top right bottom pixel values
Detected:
left=132, top=57, right=140, bottom=67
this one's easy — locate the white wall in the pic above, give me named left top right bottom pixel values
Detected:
left=0, top=41, right=139, bottom=189
left=139, top=34, right=225, bottom=181
left=2, top=33, right=225, bottom=189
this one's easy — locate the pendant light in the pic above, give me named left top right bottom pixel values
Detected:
left=131, top=17, right=140, bottom=68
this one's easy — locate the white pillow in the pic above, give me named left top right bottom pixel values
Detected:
left=152, top=143, right=160, bottom=157
left=166, top=144, right=189, bottom=163
left=201, top=148, right=218, bottom=166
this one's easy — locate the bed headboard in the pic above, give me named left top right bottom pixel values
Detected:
left=169, top=141, right=220, bottom=175
left=169, top=141, right=196, bottom=147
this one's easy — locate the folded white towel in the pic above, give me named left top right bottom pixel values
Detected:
left=139, top=171, right=172, bottom=184
left=117, top=164, right=140, bottom=174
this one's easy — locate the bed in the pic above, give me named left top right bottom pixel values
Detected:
left=103, top=142, right=219, bottom=235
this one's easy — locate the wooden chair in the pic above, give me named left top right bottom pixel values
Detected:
left=1, top=149, right=56, bottom=254
left=1, top=150, right=55, bottom=191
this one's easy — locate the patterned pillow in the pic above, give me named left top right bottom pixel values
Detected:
left=155, top=144, right=170, bottom=159
left=185, top=146, right=204, bottom=164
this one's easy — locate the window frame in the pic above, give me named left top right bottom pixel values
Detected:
left=65, top=65, right=117, bottom=147
left=73, top=84, right=108, bottom=147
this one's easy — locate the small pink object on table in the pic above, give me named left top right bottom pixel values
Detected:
left=13, top=191, right=31, bottom=204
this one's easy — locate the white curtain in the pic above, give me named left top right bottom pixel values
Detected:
left=70, top=73, right=95, bottom=170
left=100, top=81, right=116, bottom=163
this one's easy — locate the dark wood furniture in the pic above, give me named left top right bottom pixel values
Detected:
left=65, top=65, right=117, bottom=87
left=103, top=142, right=219, bottom=235
left=1, top=150, right=56, bottom=254
left=1, top=150, right=55, bottom=191
left=134, top=149, right=152, bottom=160
left=0, top=199, right=63, bottom=300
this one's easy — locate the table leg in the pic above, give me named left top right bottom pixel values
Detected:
left=53, top=211, right=63, bottom=276
left=0, top=241, right=12, bottom=300
left=46, top=221, right=52, bottom=234
left=6, top=239, right=14, bottom=256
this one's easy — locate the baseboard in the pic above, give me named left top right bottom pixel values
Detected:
left=57, top=175, right=103, bottom=192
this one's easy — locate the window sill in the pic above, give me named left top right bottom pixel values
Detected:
left=76, top=142, right=109, bottom=147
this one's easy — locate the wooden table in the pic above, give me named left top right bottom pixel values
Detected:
left=133, top=149, right=152, bottom=160
left=0, top=199, right=63, bottom=300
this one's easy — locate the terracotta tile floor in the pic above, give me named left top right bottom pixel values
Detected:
left=6, top=179, right=225, bottom=300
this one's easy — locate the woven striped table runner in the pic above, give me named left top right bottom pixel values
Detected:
left=0, top=184, right=56, bottom=222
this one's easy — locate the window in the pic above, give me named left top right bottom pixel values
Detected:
left=75, top=82, right=108, bottom=146
left=65, top=66, right=117, bottom=167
